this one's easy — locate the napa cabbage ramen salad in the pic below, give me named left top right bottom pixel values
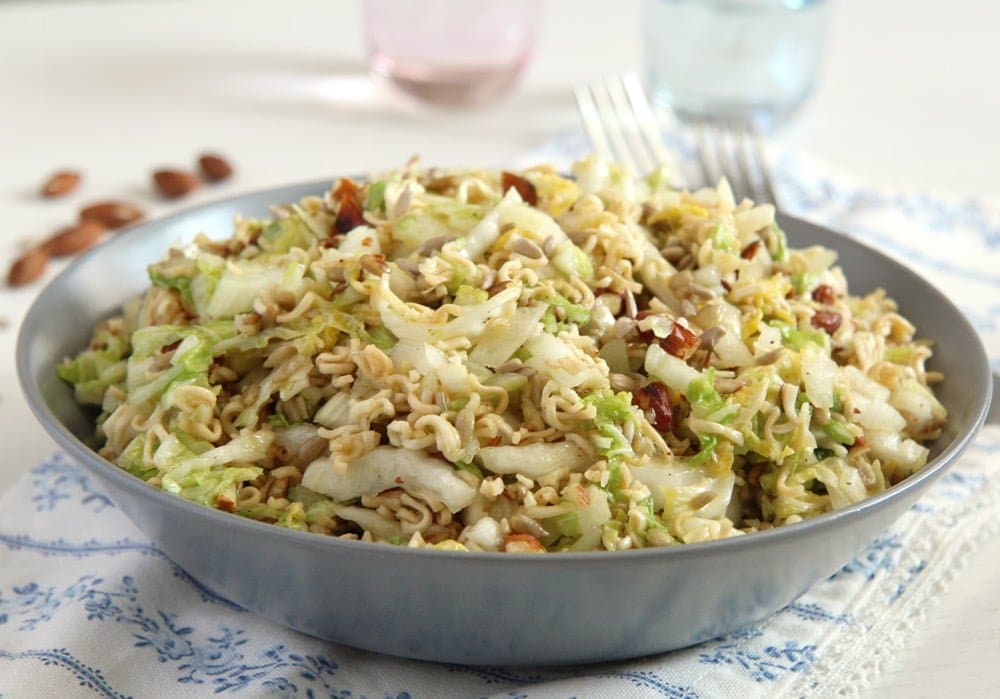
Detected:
left=58, top=158, right=947, bottom=553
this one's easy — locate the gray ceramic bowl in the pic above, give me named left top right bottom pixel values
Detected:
left=18, top=180, right=995, bottom=666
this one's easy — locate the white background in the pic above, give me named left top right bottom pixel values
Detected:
left=1, top=1, right=998, bottom=696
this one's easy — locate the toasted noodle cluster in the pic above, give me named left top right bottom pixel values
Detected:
left=60, top=159, right=947, bottom=552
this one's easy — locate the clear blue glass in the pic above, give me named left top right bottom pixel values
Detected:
left=642, top=0, right=829, bottom=131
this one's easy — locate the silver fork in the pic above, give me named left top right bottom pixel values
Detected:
left=575, top=73, right=779, bottom=207
left=691, top=117, right=779, bottom=207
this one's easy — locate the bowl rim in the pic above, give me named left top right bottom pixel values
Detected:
left=16, top=177, right=993, bottom=565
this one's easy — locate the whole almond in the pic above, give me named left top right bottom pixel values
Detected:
left=41, top=170, right=82, bottom=198
left=153, top=169, right=200, bottom=199
left=198, top=153, right=233, bottom=182
left=7, top=248, right=49, bottom=287
left=80, top=200, right=145, bottom=230
left=43, top=220, right=106, bottom=257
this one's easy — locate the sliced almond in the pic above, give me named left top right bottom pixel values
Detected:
left=198, top=153, right=233, bottom=182
left=80, top=200, right=145, bottom=230
left=153, top=169, right=200, bottom=199
left=43, top=220, right=106, bottom=257
left=41, top=170, right=82, bottom=198
left=7, top=248, right=48, bottom=287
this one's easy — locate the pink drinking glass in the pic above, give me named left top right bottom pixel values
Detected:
left=363, top=0, right=540, bottom=107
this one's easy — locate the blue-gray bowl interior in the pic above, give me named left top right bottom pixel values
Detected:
left=16, top=181, right=992, bottom=666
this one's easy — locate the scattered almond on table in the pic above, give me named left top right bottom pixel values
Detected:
left=8, top=152, right=234, bottom=287
left=7, top=248, right=49, bottom=287
left=40, top=170, right=82, bottom=198
left=42, top=220, right=106, bottom=257
left=79, top=200, right=145, bottom=230
left=153, top=169, right=200, bottom=199
left=198, top=153, right=233, bottom=182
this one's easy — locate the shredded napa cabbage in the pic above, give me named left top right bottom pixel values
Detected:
left=58, top=158, right=947, bottom=552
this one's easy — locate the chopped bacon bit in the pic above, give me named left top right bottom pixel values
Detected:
left=503, top=533, right=546, bottom=553
left=633, top=381, right=674, bottom=432
left=811, top=309, right=843, bottom=334
left=331, top=178, right=365, bottom=234
left=740, top=239, right=762, bottom=259
left=658, top=322, right=699, bottom=359
left=812, top=284, right=837, bottom=305
left=501, top=171, right=538, bottom=206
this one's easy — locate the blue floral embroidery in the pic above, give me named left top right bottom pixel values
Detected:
left=0, top=575, right=407, bottom=698
left=0, top=648, right=130, bottom=699
left=972, top=439, right=1000, bottom=455
left=835, top=532, right=904, bottom=580
left=447, top=665, right=546, bottom=686
left=938, top=471, right=988, bottom=501
left=0, top=576, right=108, bottom=631
left=599, top=671, right=699, bottom=698
left=774, top=156, right=1000, bottom=248
left=30, top=455, right=114, bottom=513
left=698, top=638, right=817, bottom=683
left=890, top=561, right=928, bottom=604
left=0, top=533, right=240, bottom=609
left=779, top=168, right=1000, bottom=285
left=452, top=663, right=696, bottom=698
left=782, top=603, right=851, bottom=625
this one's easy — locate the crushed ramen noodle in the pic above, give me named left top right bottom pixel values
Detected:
left=59, top=159, right=946, bottom=552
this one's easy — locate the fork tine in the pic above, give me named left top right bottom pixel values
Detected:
left=590, top=78, right=638, bottom=173
left=732, top=123, right=758, bottom=203
left=749, top=127, right=779, bottom=206
left=693, top=119, right=778, bottom=206
left=725, top=120, right=757, bottom=203
left=621, top=74, right=688, bottom=187
left=575, top=85, right=613, bottom=162
left=729, top=123, right=778, bottom=206
left=621, top=74, right=670, bottom=164
left=694, top=122, right=719, bottom=190
left=606, top=77, right=655, bottom=175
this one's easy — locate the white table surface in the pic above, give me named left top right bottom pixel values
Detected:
left=1, top=1, right=998, bottom=696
